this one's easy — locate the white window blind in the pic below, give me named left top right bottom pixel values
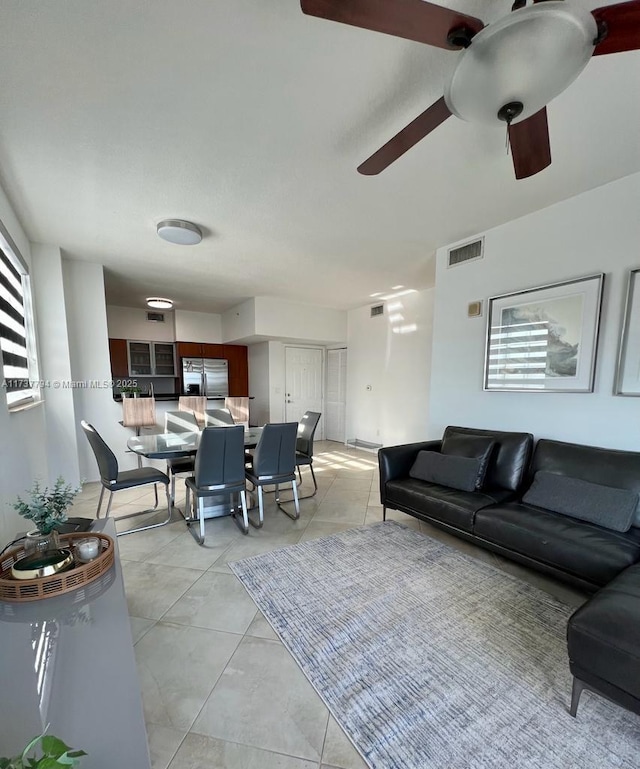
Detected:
left=0, top=238, right=37, bottom=407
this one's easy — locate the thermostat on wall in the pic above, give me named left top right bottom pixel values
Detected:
left=468, top=300, right=483, bottom=318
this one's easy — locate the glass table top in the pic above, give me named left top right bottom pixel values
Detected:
left=127, top=426, right=263, bottom=458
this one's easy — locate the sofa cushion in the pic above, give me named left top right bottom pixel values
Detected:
left=386, top=478, right=512, bottom=532
left=474, top=502, right=640, bottom=587
left=530, top=439, right=640, bottom=527
left=568, top=563, right=640, bottom=698
left=442, top=426, right=533, bottom=493
left=410, top=451, right=481, bottom=493
left=523, top=471, right=638, bottom=532
left=441, top=434, right=496, bottom=490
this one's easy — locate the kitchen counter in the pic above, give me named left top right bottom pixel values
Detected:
left=0, top=519, right=150, bottom=768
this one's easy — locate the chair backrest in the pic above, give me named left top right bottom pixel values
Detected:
left=297, top=411, right=321, bottom=458
left=253, top=422, right=298, bottom=478
left=165, top=410, right=199, bottom=433
left=225, top=396, right=249, bottom=426
left=204, top=408, right=235, bottom=427
left=81, top=420, right=118, bottom=484
left=194, top=425, right=245, bottom=487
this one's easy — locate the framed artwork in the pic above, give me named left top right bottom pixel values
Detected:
left=483, top=273, right=604, bottom=392
left=614, top=268, right=640, bottom=396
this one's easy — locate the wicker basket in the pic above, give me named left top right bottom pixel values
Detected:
left=0, top=532, right=114, bottom=602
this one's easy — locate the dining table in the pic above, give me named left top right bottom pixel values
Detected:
left=126, top=425, right=263, bottom=460
left=126, top=425, right=263, bottom=538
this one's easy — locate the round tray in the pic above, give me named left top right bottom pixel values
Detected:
left=0, top=532, right=114, bottom=602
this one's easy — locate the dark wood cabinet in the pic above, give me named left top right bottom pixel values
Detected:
left=108, top=338, right=129, bottom=377
left=172, top=341, right=249, bottom=397
left=224, top=344, right=249, bottom=396
left=202, top=343, right=225, bottom=358
left=175, top=341, right=203, bottom=359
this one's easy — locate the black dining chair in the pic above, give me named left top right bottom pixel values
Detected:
left=81, top=420, right=172, bottom=536
left=204, top=408, right=235, bottom=426
left=185, top=425, right=249, bottom=544
left=295, top=411, right=321, bottom=499
left=164, top=410, right=199, bottom=505
left=245, top=422, right=299, bottom=527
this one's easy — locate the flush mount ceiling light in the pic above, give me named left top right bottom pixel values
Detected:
left=156, top=219, right=202, bottom=246
left=146, top=297, right=174, bottom=310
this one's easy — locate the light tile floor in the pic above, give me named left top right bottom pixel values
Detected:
left=70, top=441, right=588, bottom=769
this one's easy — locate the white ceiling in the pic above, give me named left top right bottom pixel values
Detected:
left=0, top=0, right=638, bottom=313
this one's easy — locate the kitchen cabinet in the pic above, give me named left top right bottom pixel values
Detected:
left=224, top=345, right=249, bottom=396
left=126, top=341, right=176, bottom=377
left=175, top=341, right=248, bottom=396
left=176, top=342, right=224, bottom=359
left=108, top=338, right=129, bottom=377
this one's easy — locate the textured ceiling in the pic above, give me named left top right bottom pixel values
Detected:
left=0, top=0, right=638, bottom=313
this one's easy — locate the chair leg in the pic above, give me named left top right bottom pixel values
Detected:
left=239, top=490, right=249, bottom=534
left=248, top=486, right=265, bottom=528
left=105, top=491, right=114, bottom=518
left=198, top=497, right=206, bottom=545
left=278, top=480, right=300, bottom=520
left=383, top=506, right=387, bottom=521
left=96, top=486, right=105, bottom=518
left=569, top=677, right=586, bottom=717
left=116, top=484, right=173, bottom=537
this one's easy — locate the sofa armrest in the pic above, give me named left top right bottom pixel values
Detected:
left=378, top=441, right=442, bottom=504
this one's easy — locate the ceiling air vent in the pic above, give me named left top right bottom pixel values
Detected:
left=146, top=311, right=165, bottom=322
left=370, top=304, right=384, bottom=318
left=447, top=237, right=484, bottom=268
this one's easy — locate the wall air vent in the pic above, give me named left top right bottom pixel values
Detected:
left=370, top=304, right=384, bottom=318
left=447, top=237, right=484, bottom=268
left=146, top=311, right=165, bottom=322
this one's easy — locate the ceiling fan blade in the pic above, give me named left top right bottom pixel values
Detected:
left=300, top=0, right=484, bottom=50
left=357, top=97, right=452, bottom=176
left=592, top=0, right=640, bottom=55
left=508, top=108, right=551, bottom=180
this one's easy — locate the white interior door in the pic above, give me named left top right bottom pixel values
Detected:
left=285, top=347, right=324, bottom=437
left=325, top=348, right=347, bottom=443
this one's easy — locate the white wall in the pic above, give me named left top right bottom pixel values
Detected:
left=31, top=244, right=80, bottom=485
left=222, top=299, right=256, bottom=343
left=255, top=297, right=347, bottom=344
left=0, top=186, right=50, bottom=545
left=248, top=342, right=270, bottom=426
left=429, top=172, right=640, bottom=451
left=174, top=310, right=222, bottom=343
left=106, top=305, right=175, bottom=341
left=346, top=289, right=435, bottom=446
left=222, top=297, right=347, bottom=345
left=63, top=261, right=125, bottom=479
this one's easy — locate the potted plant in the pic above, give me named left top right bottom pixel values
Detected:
left=0, top=731, right=86, bottom=768
left=13, top=477, right=81, bottom=553
left=120, top=384, right=142, bottom=398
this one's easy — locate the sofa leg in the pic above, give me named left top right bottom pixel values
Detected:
left=383, top=506, right=387, bottom=521
left=569, top=677, right=585, bottom=717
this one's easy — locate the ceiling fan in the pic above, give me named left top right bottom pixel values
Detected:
left=300, top=0, right=640, bottom=178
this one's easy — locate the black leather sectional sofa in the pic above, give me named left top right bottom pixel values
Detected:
left=378, top=425, right=640, bottom=718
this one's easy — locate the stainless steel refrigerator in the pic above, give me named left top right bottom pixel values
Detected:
left=182, top=358, right=229, bottom=397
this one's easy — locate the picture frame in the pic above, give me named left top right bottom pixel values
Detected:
left=614, top=268, right=640, bottom=396
left=483, top=273, right=604, bottom=392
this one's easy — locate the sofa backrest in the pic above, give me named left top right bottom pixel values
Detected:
left=443, top=426, right=533, bottom=492
left=530, top=439, right=640, bottom=527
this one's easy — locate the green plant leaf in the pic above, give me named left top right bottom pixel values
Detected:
left=33, top=759, right=60, bottom=769
left=39, top=737, right=69, bottom=759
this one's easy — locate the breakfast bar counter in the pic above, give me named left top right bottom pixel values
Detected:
left=0, top=519, right=150, bottom=767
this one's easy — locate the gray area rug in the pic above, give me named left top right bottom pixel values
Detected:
left=229, top=521, right=640, bottom=768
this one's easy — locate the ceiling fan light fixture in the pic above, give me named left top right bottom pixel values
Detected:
left=444, top=2, right=597, bottom=126
left=156, top=219, right=202, bottom=246
left=146, top=297, right=174, bottom=310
